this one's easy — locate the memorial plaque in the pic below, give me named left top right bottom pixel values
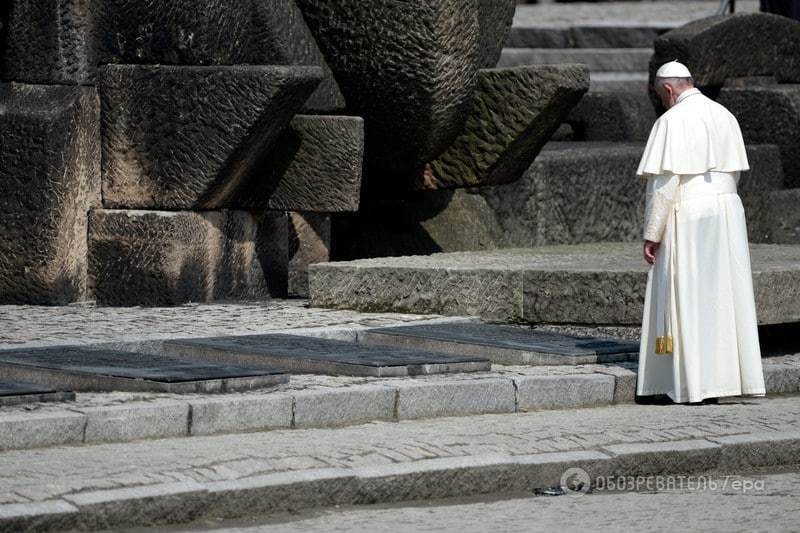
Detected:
left=0, top=380, right=75, bottom=406
left=0, top=348, right=288, bottom=393
left=359, top=322, right=640, bottom=366
left=163, top=334, right=491, bottom=377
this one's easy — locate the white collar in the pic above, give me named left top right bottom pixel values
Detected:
left=676, top=88, right=702, bottom=104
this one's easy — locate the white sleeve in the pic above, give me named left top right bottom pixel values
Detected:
left=643, top=174, right=679, bottom=242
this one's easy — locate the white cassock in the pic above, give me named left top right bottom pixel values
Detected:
left=636, top=88, right=766, bottom=403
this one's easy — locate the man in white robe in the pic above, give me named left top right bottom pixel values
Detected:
left=636, top=61, right=766, bottom=404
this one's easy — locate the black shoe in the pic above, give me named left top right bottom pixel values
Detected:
left=635, top=394, right=673, bottom=405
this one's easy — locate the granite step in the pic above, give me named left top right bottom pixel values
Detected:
left=767, top=189, right=800, bottom=244
left=0, top=347, right=288, bottom=393
left=0, top=380, right=75, bottom=407
left=498, top=48, right=653, bottom=72
left=309, top=242, right=800, bottom=327
left=357, top=322, right=639, bottom=365
left=589, top=71, right=650, bottom=92
left=507, top=23, right=675, bottom=49
left=161, top=334, right=491, bottom=377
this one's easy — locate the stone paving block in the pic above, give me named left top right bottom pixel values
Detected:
left=422, top=65, right=589, bottom=189
left=513, top=450, right=616, bottom=491
left=287, top=212, right=331, bottom=298
left=601, top=439, right=722, bottom=476
left=81, top=401, right=189, bottom=443
left=708, top=431, right=800, bottom=470
left=0, top=500, right=79, bottom=533
left=63, top=481, right=207, bottom=531
left=0, top=83, right=100, bottom=305
left=3, top=0, right=344, bottom=112
left=0, top=411, right=86, bottom=451
left=99, top=65, right=321, bottom=210
left=189, top=394, right=293, bottom=436
left=205, top=469, right=358, bottom=518
left=0, top=380, right=75, bottom=407
left=231, top=116, right=363, bottom=213
left=594, top=365, right=639, bottom=403
left=650, top=12, right=800, bottom=109
left=88, top=209, right=289, bottom=306
left=767, top=189, right=800, bottom=245
left=515, top=374, right=615, bottom=411
left=296, top=0, right=486, bottom=190
left=293, top=385, right=395, bottom=428
left=718, top=83, right=800, bottom=188
left=395, top=378, right=515, bottom=420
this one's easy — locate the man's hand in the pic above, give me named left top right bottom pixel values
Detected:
left=643, top=240, right=660, bottom=265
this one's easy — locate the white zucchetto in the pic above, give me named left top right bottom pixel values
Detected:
left=655, top=60, right=692, bottom=78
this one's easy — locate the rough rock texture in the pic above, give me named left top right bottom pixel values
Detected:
left=296, top=0, right=489, bottom=192
left=99, top=65, right=321, bottom=210
left=332, top=143, right=782, bottom=260
left=478, top=0, right=517, bottom=68
left=567, top=90, right=656, bottom=142
left=767, top=189, right=800, bottom=244
left=230, top=115, right=364, bottom=212
left=0, top=83, right=100, bottom=304
left=288, top=212, right=331, bottom=298
left=310, top=243, right=800, bottom=326
left=88, top=210, right=288, bottom=306
left=650, top=13, right=800, bottom=106
left=718, top=82, right=800, bottom=188
left=420, top=65, right=589, bottom=190
left=3, top=0, right=344, bottom=112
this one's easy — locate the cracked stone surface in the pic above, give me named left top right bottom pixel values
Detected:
left=1, top=395, right=799, bottom=504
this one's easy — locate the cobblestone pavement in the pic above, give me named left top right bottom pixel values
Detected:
left=513, top=0, right=759, bottom=27
left=2, top=395, right=800, bottom=505
left=182, top=469, right=800, bottom=533
left=0, top=301, right=440, bottom=348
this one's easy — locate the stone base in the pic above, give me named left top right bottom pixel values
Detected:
left=310, top=242, right=800, bottom=326
left=767, top=189, right=800, bottom=244
left=0, top=381, right=75, bottom=407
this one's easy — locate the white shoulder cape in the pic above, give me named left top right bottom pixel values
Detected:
left=636, top=89, right=749, bottom=176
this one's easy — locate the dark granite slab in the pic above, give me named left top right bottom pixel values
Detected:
left=359, top=322, right=639, bottom=366
left=0, top=347, right=288, bottom=393
left=0, top=380, right=75, bottom=406
left=162, top=334, right=491, bottom=377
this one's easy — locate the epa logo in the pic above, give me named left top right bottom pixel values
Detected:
left=560, top=467, right=591, bottom=497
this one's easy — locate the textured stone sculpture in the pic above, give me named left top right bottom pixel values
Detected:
left=3, top=0, right=344, bottom=112
left=718, top=81, right=800, bottom=188
left=88, top=210, right=288, bottom=306
left=421, top=65, right=589, bottom=189
left=100, top=65, right=322, bottom=210
left=231, top=115, right=364, bottom=212
left=0, top=83, right=100, bottom=304
left=288, top=212, right=331, bottom=297
left=296, top=0, right=486, bottom=192
left=478, top=0, right=517, bottom=68
left=650, top=13, right=800, bottom=104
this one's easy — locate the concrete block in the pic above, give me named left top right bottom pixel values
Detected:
left=64, top=481, right=207, bottom=530
left=594, top=366, right=639, bottom=403
left=424, top=65, right=589, bottom=189
left=766, top=189, right=800, bottom=245
left=0, top=411, right=85, bottom=451
left=296, top=0, right=488, bottom=190
left=189, top=394, right=293, bottom=436
left=80, top=401, right=189, bottom=444
left=0, top=500, right=79, bottom=533
left=651, top=13, right=800, bottom=94
left=88, top=209, right=288, bottom=306
left=395, top=378, right=515, bottom=420
left=288, top=213, right=331, bottom=298
left=763, top=363, right=800, bottom=394
left=231, top=116, right=363, bottom=213
left=293, top=385, right=396, bottom=428
left=0, top=83, right=100, bottom=304
left=601, top=439, right=721, bottom=475
left=3, top=0, right=344, bottom=112
left=515, top=374, right=615, bottom=411
left=99, top=65, right=320, bottom=210
left=205, top=469, right=358, bottom=518
left=567, top=90, right=656, bottom=142
left=708, top=431, right=800, bottom=470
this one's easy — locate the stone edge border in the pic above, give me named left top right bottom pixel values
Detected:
left=1, top=363, right=798, bottom=452
left=2, top=431, right=799, bottom=531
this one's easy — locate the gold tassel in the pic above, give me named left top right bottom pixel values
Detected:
left=655, top=336, right=665, bottom=354
left=666, top=336, right=674, bottom=354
